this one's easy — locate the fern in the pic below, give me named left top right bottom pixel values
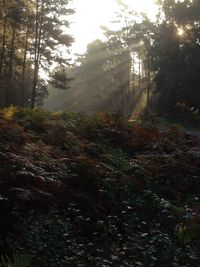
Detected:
left=178, top=224, right=198, bottom=245
left=0, top=252, right=31, bottom=267
left=144, top=190, right=183, bottom=216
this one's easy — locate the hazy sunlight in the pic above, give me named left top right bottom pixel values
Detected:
left=70, top=0, right=157, bottom=55
left=177, top=28, right=184, bottom=36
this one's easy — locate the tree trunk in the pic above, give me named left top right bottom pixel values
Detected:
left=147, top=67, right=150, bottom=106
left=132, top=57, right=135, bottom=93
left=31, top=0, right=44, bottom=109
left=138, top=58, right=141, bottom=90
left=126, top=53, right=131, bottom=114
left=0, top=17, right=7, bottom=79
left=6, top=22, right=17, bottom=106
left=21, top=28, right=29, bottom=107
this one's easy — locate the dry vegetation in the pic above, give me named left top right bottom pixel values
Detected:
left=0, top=108, right=200, bottom=266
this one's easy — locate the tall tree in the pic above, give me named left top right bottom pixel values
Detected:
left=0, top=0, right=74, bottom=108
left=31, top=0, right=74, bottom=108
left=150, top=0, right=200, bottom=115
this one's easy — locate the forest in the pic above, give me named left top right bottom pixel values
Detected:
left=0, top=0, right=200, bottom=266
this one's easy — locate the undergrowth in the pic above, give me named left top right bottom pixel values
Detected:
left=0, top=107, right=199, bottom=266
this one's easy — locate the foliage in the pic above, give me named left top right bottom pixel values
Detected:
left=0, top=0, right=74, bottom=108
left=45, top=0, right=200, bottom=121
left=2, top=106, right=18, bottom=120
left=0, top=109, right=199, bottom=266
left=0, top=252, right=31, bottom=267
left=45, top=17, right=152, bottom=114
left=148, top=0, right=200, bottom=115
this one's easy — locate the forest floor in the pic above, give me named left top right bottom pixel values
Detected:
left=0, top=108, right=200, bottom=267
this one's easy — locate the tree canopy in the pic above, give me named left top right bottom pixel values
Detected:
left=0, top=0, right=74, bottom=108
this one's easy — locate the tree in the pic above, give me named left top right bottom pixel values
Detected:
left=150, top=0, right=200, bottom=115
left=31, top=0, right=74, bottom=108
left=0, top=0, right=74, bottom=108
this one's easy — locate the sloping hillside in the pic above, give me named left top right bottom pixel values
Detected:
left=0, top=108, right=200, bottom=266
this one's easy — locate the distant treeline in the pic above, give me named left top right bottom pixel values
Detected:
left=47, top=0, right=200, bottom=118
left=1, top=0, right=200, bottom=118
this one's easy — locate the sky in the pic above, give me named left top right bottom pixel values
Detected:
left=69, top=0, right=157, bottom=55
